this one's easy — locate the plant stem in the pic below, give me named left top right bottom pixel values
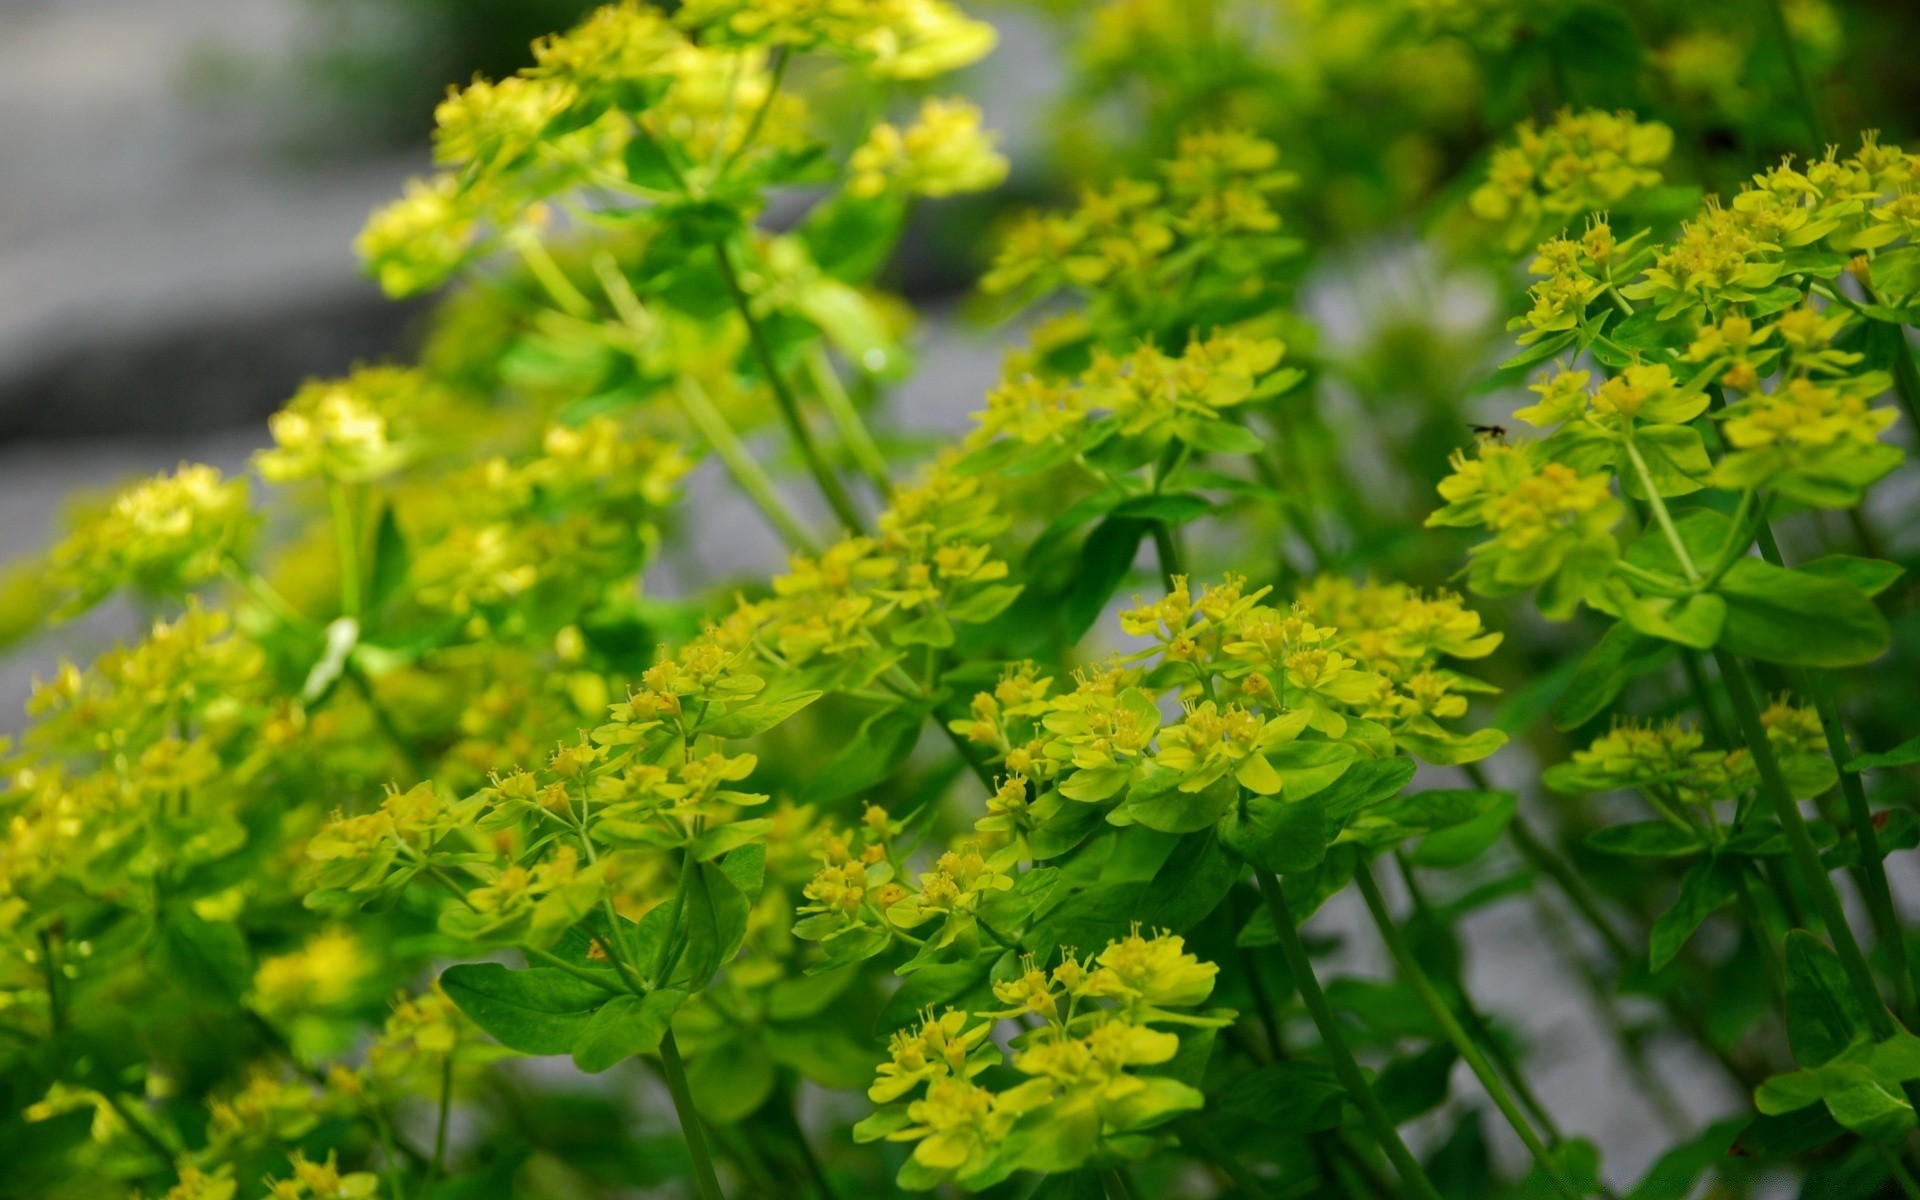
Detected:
left=1711, top=648, right=1894, bottom=1038
left=1805, top=676, right=1918, bottom=1025
left=805, top=343, right=894, bottom=498
left=676, top=377, right=820, bottom=553
left=1393, top=853, right=1563, bottom=1142
left=1150, top=520, right=1184, bottom=594
left=1877, top=1145, right=1920, bottom=1200
left=1622, top=436, right=1699, bottom=583
left=660, top=1028, right=728, bottom=1200
left=1252, top=869, right=1445, bottom=1200
left=1759, top=0, right=1828, bottom=143
left=713, top=243, right=867, bottom=534
left=519, top=944, right=624, bottom=994
left=1353, top=863, right=1580, bottom=1200
left=328, top=481, right=361, bottom=618
left=431, top=1051, right=454, bottom=1180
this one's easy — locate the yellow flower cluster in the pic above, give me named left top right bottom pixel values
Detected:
left=952, top=573, right=1502, bottom=840
left=981, top=129, right=1296, bottom=301
left=856, top=931, right=1226, bottom=1189
left=256, top=367, right=443, bottom=485
left=848, top=98, right=1007, bottom=199
left=1547, top=697, right=1837, bottom=806
left=1471, top=109, right=1674, bottom=252
left=45, top=465, right=252, bottom=615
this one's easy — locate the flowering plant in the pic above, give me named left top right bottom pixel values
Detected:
left=6, top=1, right=1920, bottom=1198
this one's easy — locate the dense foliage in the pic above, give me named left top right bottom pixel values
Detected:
left=8, top=0, right=1920, bottom=1197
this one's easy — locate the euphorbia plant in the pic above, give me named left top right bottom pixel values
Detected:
left=6, top=1, right=1920, bottom=1198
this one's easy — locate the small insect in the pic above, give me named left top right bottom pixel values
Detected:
left=1468, top=423, right=1508, bottom=441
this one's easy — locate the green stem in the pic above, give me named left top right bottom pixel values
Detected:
left=1759, top=0, right=1828, bottom=143
left=1150, top=520, right=1184, bottom=594
left=676, top=377, right=820, bottom=553
left=1712, top=648, right=1894, bottom=1038
left=1621, top=435, right=1699, bottom=583
left=1101, top=1167, right=1143, bottom=1200
left=328, top=481, right=362, bottom=619
left=718, top=47, right=789, bottom=178
left=101, top=1091, right=177, bottom=1168
left=805, top=343, right=894, bottom=498
left=713, top=243, right=867, bottom=534
left=1806, top=677, right=1918, bottom=1025
left=660, top=1028, right=728, bottom=1200
left=511, top=229, right=596, bottom=319
left=1353, top=864, right=1580, bottom=1200
left=1252, top=869, right=1445, bottom=1200
left=1393, top=853, right=1563, bottom=1142
left=431, top=1051, right=453, bottom=1180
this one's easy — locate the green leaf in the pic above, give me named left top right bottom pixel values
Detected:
left=1264, top=740, right=1358, bottom=798
left=688, top=819, right=772, bottom=863
left=1619, top=591, right=1725, bottom=650
left=623, top=132, right=682, bottom=192
left=1623, top=1120, right=1743, bottom=1200
left=1586, top=822, right=1706, bottom=858
left=368, top=505, right=410, bottom=613
left=1553, top=622, right=1669, bottom=731
left=1849, top=733, right=1920, bottom=772
left=1784, top=931, right=1866, bottom=1068
left=686, top=1036, right=776, bottom=1123
left=1212, top=1061, right=1345, bottom=1133
left=1314, top=756, right=1419, bottom=825
left=1378, top=1043, right=1458, bottom=1124
left=947, top=584, right=1024, bottom=625
left=1394, top=726, right=1508, bottom=766
left=1717, top=559, right=1889, bottom=668
left=1176, top=419, right=1264, bottom=455
left=1413, top=791, right=1516, bottom=868
left=1218, top=791, right=1329, bottom=874
left=1064, top=518, right=1146, bottom=643
left=1649, top=858, right=1738, bottom=970
left=1122, top=769, right=1238, bottom=834
left=1621, top=424, right=1712, bottom=498
left=440, top=964, right=609, bottom=1056
left=800, top=705, right=926, bottom=802
left=1797, top=554, right=1904, bottom=598
left=155, top=908, right=252, bottom=1002
left=1110, top=493, right=1214, bottom=524
left=571, top=989, right=688, bottom=1073
left=698, top=690, right=822, bottom=738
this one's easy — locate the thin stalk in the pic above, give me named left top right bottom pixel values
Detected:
left=1759, top=0, right=1828, bottom=143
left=1730, top=868, right=1788, bottom=1002
left=775, top=1084, right=839, bottom=1200
left=1174, top=1114, right=1277, bottom=1200
left=328, top=481, right=361, bottom=618
left=511, top=230, right=596, bottom=319
left=676, top=378, right=820, bottom=552
left=1353, top=864, right=1580, bottom=1200
left=713, top=244, right=867, bottom=534
left=1712, top=648, right=1894, bottom=1038
left=431, top=1051, right=454, bottom=1179
left=591, top=251, right=820, bottom=552
left=660, top=1028, right=728, bottom=1200
left=718, top=47, right=790, bottom=178
left=1150, top=520, right=1183, bottom=594
left=1393, top=853, right=1562, bottom=1142
left=1805, top=677, right=1918, bottom=1025
left=1252, top=869, right=1445, bottom=1200
left=805, top=343, right=894, bottom=498
left=1622, top=436, right=1699, bottom=583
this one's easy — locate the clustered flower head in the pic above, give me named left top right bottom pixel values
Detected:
left=854, top=929, right=1227, bottom=1190
left=849, top=98, right=1008, bottom=199
left=1470, top=108, right=1674, bottom=252
left=46, top=465, right=252, bottom=615
left=1547, top=696, right=1838, bottom=806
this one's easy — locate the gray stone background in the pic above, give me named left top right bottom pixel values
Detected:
left=0, top=1, right=1817, bottom=1192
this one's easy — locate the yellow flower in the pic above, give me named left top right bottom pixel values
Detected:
left=1089, top=927, right=1218, bottom=1009
left=848, top=98, right=1007, bottom=199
